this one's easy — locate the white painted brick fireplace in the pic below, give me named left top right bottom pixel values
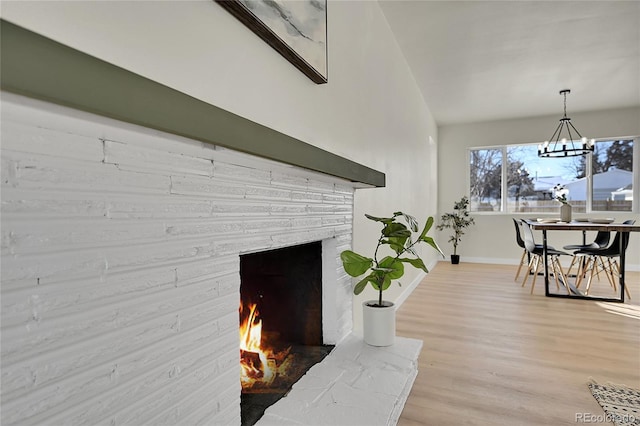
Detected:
left=1, top=94, right=358, bottom=425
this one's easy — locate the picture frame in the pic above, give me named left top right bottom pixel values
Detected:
left=216, top=0, right=328, bottom=84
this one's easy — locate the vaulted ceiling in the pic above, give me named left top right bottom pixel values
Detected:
left=378, top=0, right=640, bottom=125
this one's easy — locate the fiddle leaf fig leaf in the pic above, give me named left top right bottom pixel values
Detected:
left=353, top=275, right=374, bottom=295
left=383, top=223, right=411, bottom=238
left=370, top=273, right=391, bottom=291
left=379, top=256, right=404, bottom=279
left=365, top=214, right=395, bottom=224
left=380, top=274, right=393, bottom=291
left=387, top=239, right=406, bottom=254
left=340, top=250, right=373, bottom=277
left=422, top=236, right=444, bottom=257
left=419, top=216, right=434, bottom=240
left=399, top=212, right=419, bottom=232
left=400, top=257, right=428, bottom=273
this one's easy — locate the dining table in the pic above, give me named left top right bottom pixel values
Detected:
left=523, top=218, right=640, bottom=302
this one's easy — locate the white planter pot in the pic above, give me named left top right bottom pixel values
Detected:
left=362, top=300, right=396, bottom=346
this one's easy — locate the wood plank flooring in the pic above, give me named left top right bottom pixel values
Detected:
left=396, top=262, right=640, bottom=426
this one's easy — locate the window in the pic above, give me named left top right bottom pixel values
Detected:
left=591, top=140, right=634, bottom=212
left=469, top=148, right=502, bottom=211
left=469, top=139, right=637, bottom=213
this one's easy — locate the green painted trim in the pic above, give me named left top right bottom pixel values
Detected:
left=0, top=19, right=385, bottom=187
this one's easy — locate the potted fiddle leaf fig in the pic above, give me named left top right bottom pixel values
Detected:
left=340, top=212, right=443, bottom=346
left=436, top=196, right=475, bottom=264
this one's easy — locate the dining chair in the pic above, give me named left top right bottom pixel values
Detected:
left=564, top=230, right=611, bottom=278
left=564, top=230, right=611, bottom=251
left=512, top=218, right=529, bottom=281
left=511, top=217, right=555, bottom=281
left=520, top=221, right=572, bottom=295
left=573, top=219, right=635, bottom=298
left=512, top=218, right=553, bottom=281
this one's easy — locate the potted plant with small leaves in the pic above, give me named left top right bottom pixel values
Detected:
left=340, top=212, right=443, bottom=346
left=437, top=196, right=475, bottom=264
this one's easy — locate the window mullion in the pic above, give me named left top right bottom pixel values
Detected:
left=633, top=138, right=639, bottom=213
left=586, top=151, right=593, bottom=213
left=502, top=146, right=508, bottom=212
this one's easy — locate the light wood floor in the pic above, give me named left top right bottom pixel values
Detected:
left=396, top=262, right=640, bottom=426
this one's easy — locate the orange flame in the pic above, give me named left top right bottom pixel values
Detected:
left=239, top=303, right=275, bottom=387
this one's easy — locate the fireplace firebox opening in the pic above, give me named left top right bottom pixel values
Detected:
left=239, top=241, right=334, bottom=426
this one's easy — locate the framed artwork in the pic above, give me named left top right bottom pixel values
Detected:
left=216, top=0, right=328, bottom=84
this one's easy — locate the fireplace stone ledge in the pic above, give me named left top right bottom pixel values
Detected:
left=256, top=334, right=422, bottom=426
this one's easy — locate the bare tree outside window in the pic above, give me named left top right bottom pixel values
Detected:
left=566, top=142, right=608, bottom=179
left=506, top=146, right=536, bottom=212
left=469, top=148, right=502, bottom=211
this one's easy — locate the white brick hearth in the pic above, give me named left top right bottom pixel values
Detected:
left=258, top=335, right=422, bottom=426
left=0, top=93, right=420, bottom=425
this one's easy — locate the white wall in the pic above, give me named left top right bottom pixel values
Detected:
left=438, top=106, right=640, bottom=270
left=0, top=1, right=440, bottom=323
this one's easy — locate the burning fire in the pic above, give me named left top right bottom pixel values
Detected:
left=239, top=303, right=275, bottom=386
left=239, top=302, right=292, bottom=390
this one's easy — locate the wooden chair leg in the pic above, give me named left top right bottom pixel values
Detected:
left=612, top=260, right=631, bottom=299
left=593, top=256, right=607, bottom=282
left=585, top=257, right=599, bottom=295
left=605, top=259, right=631, bottom=299
left=611, top=259, right=619, bottom=276
left=620, top=265, right=631, bottom=300
left=515, top=249, right=527, bottom=281
left=557, top=258, right=570, bottom=295
left=566, top=255, right=579, bottom=279
left=575, top=257, right=591, bottom=289
left=521, top=254, right=537, bottom=288
left=609, top=258, right=618, bottom=291
left=530, top=256, right=541, bottom=295
left=551, top=256, right=561, bottom=291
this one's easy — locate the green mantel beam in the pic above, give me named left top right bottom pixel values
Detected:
left=0, top=19, right=385, bottom=188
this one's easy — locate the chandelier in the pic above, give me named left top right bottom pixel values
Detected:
left=538, top=89, right=595, bottom=158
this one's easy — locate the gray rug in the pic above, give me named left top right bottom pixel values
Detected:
left=588, top=379, right=640, bottom=426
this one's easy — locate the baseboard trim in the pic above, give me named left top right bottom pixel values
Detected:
left=438, top=257, right=640, bottom=272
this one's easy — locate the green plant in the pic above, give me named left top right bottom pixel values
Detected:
left=340, top=212, right=443, bottom=307
left=436, top=196, right=475, bottom=256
